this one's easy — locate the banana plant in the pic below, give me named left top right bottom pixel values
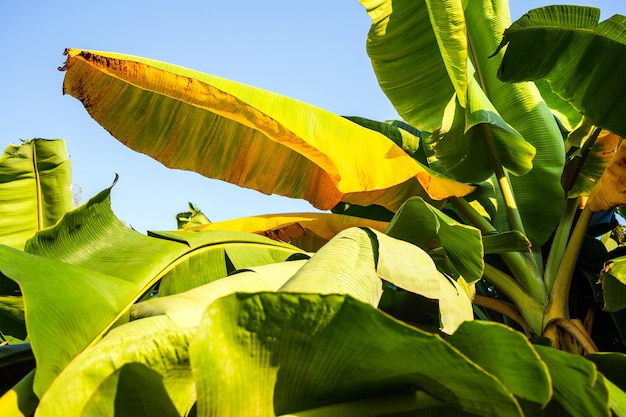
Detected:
left=490, top=4, right=626, bottom=350
left=2, top=0, right=626, bottom=416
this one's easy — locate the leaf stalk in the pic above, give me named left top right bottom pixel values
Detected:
left=544, top=204, right=593, bottom=326
left=451, top=197, right=546, bottom=303
left=482, top=264, right=544, bottom=335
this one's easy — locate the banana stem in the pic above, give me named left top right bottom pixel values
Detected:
left=544, top=198, right=580, bottom=293
left=473, top=294, right=534, bottom=336
left=545, top=318, right=598, bottom=354
left=544, top=204, right=593, bottom=325
left=478, top=124, right=527, bottom=236
left=451, top=197, right=545, bottom=303
left=483, top=264, right=544, bottom=335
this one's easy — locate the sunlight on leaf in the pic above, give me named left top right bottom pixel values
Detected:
left=60, top=49, right=474, bottom=213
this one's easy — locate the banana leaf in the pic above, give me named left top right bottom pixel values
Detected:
left=188, top=212, right=389, bottom=252
left=60, top=49, right=474, bottom=213
left=482, top=231, right=531, bottom=254
left=0, top=139, right=73, bottom=249
left=0, top=246, right=146, bottom=397
left=130, top=260, right=308, bottom=326
left=601, top=257, right=626, bottom=312
left=385, top=197, right=484, bottom=283
left=431, top=63, right=536, bottom=183
left=36, top=260, right=309, bottom=416
left=588, top=141, right=626, bottom=213
left=0, top=184, right=304, bottom=396
left=587, top=352, right=626, bottom=392
left=25, top=181, right=305, bottom=297
left=342, top=116, right=423, bottom=162
left=147, top=229, right=305, bottom=296
left=36, top=316, right=194, bottom=417
left=358, top=0, right=454, bottom=131
left=32, top=236, right=471, bottom=416
left=359, top=0, right=565, bottom=246
left=0, top=295, right=25, bottom=341
left=463, top=0, right=565, bottom=247
left=138, top=224, right=473, bottom=334
left=191, top=293, right=523, bottom=417
left=447, top=321, right=551, bottom=406
left=496, top=5, right=626, bottom=139
left=279, top=227, right=474, bottom=333
left=176, top=202, right=210, bottom=229
left=534, top=79, right=583, bottom=132
left=568, top=129, right=620, bottom=198
left=35, top=294, right=529, bottom=417
left=25, top=289, right=623, bottom=417
left=535, top=345, right=610, bottom=417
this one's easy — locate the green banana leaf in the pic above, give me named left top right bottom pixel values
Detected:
left=135, top=223, right=473, bottom=335
left=482, top=231, right=531, bottom=254
left=0, top=184, right=305, bottom=396
left=587, top=352, right=626, bottom=392
left=0, top=139, right=73, bottom=249
left=446, top=321, right=551, bottom=406
left=535, top=345, right=610, bottom=417
left=358, top=0, right=453, bottom=131
left=0, top=295, right=25, bottom=341
left=495, top=5, right=626, bottom=139
left=278, top=226, right=474, bottom=333
left=191, top=293, right=523, bottom=417
left=534, top=79, right=583, bottom=132
left=601, top=257, right=626, bottom=312
left=0, top=246, right=146, bottom=397
left=32, top=239, right=470, bottom=416
left=130, top=260, right=308, bottom=326
left=150, top=225, right=472, bottom=334
left=37, top=260, right=308, bottom=416
left=606, top=379, right=626, bottom=417
left=176, top=202, right=210, bottom=229
left=60, top=49, right=475, bottom=213
left=34, top=294, right=523, bottom=417
left=25, top=181, right=305, bottom=298
left=26, top=290, right=624, bottom=417
left=359, top=0, right=565, bottom=246
left=568, top=117, right=599, bottom=149
left=463, top=0, right=565, bottom=247
left=147, top=229, right=305, bottom=296
left=36, top=316, right=194, bottom=417
left=385, top=197, right=484, bottom=283
left=431, top=62, right=536, bottom=183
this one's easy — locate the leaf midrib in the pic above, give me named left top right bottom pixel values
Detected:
left=86, top=241, right=303, bottom=351
left=31, top=141, right=43, bottom=231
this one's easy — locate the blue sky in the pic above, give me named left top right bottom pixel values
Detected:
left=1, top=1, right=622, bottom=233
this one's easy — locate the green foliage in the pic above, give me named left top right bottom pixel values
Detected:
left=2, top=1, right=626, bottom=416
left=0, top=139, right=73, bottom=250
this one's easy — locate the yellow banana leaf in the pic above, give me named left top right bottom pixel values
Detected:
left=588, top=140, right=626, bottom=212
left=189, top=212, right=389, bottom=252
left=568, top=129, right=621, bottom=199
left=60, top=49, right=474, bottom=212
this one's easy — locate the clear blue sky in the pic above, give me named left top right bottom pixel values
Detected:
left=0, top=1, right=622, bottom=233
